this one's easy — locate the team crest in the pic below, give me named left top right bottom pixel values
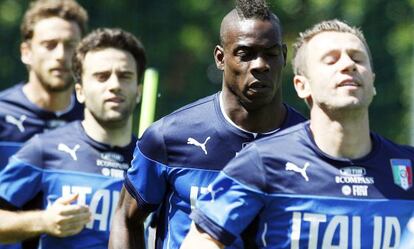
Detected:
left=390, top=159, right=413, bottom=190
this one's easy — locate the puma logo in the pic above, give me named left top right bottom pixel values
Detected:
left=187, top=136, right=211, bottom=155
left=58, top=143, right=80, bottom=161
left=285, top=162, right=310, bottom=181
left=5, top=114, right=26, bottom=133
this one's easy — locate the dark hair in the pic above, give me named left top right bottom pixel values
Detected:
left=72, top=28, right=147, bottom=84
left=21, top=0, right=88, bottom=41
left=235, top=0, right=271, bottom=20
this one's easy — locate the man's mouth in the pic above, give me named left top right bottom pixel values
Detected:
left=337, top=78, right=361, bottom=88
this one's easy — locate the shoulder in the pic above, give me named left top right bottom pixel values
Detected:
left=0, top=84, right=23, bottom=100
left=164, top=93, right=218, bottom=122
left=0, top=84, right=26, bottom=109
left=224, top=123, right=308, bottom=186
left=257, top=121, right=308, bottom=149
left=138, top=93, right=219, bottom=162
left=283, top=104, right=307, bottom=125
left=374, top=132, right=414, bottom=157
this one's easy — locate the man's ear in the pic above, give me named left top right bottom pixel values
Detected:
left=214, top=45, right=225, bottom=71
left=75, top=83, right=85, bottom=104
left=136, top=84, right=143, bottom=104
left=293, top=75, right=311, bottom=100
left=294, top=75, right=313, bottom=107
left=20, top=42, right=32, bottom=66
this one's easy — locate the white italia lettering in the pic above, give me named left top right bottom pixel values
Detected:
left=290, top=212, right=302, bottom=249
left=86, top=189, right=110, bottom=230
left=382, top=217, right=400, bottom=249
left=61, top=185, right=119, bottom=231
left=303, top=213, right=327, bottom=249
left=62, top=185, right=92, bottom=205
left=352, top=216, right=361, bottom=249
left=373, top=217, right=382, bottom=249
left=322, top=215, right=348, bottom=249
left=290, top=213, right=401, bottom=249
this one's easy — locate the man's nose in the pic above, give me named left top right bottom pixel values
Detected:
left=250, top=56, right=270, bottom=73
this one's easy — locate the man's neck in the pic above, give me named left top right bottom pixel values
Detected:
left=309, top=107, right=371, bottom=159
left=23, top=79, right=73, bottom=112
left=220, top=89, right=286, bottom=133
left=81, top=112, right=132, bottom=147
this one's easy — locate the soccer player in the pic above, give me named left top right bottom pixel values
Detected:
left=181, top=19, right=414, bottom=249
left=0, top=28, right=146, bottom=249
left=0, top=0, right=88, bottom=168
left=0, top=1, right=87, bottom=248
left=109, top=1, right=305, bottom=249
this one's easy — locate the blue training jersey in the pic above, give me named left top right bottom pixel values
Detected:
left=0, top=121, right=136, bottom=249
left=0, top=83, right=83, bottom=167
left=125, top=92, right=306, bottom=249
left=191, top=121, right=414, bottom=249
left=0, top=83, right=83, bottom=249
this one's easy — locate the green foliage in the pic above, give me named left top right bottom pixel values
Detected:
left=0, top=0, right=412, bottom=143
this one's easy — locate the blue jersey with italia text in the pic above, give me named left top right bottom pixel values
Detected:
left=125, top=92, right=306, bottom=249
left=0, top=121, right=135, bottom=249
left=191, top=122, right=414, bottom=249
left=0, top=83, right=83, bottom=249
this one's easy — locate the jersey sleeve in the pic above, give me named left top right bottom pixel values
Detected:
left=0, top=136, right=43, bottom=208
left=190, top=145, right=266, bottom=246
left=124, top=119, right=168, bottom=212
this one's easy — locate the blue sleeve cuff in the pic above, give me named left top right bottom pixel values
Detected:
left=190, top=209, right=236, bottom=246
left=124, top=176, right=158, bottom=213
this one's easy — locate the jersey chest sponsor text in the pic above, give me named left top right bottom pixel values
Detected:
left=290, top=211, right=403, bottom=249
left=61, top=185, right=119, bottom=232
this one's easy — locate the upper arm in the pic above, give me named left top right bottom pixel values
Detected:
left=114, top=187, right=150, bottom=224
left=124, top=122, right=169, bottom=208
left=180, top=223, right=224, bottom=249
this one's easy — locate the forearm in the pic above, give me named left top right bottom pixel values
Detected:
left=109, top=187, right=147, bottom=249
left=109, top=217, right=145, bottom=249
left=0, top=209, right=46, bottom=243
left=180, top=223, right=224, bottom=249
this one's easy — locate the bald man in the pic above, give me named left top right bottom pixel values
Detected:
left=109, top=0, right=305, bottom=248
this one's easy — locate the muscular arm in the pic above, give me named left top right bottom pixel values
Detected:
left=109, top=187, right=150, bottom=249
left=0, top=194, right=91, bottom=243
left=180, top=223, right=224, bottom=249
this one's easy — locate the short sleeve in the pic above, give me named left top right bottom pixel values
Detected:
left=190, top=146, right=266, bottom=246
left=124, top=120, right=168, bottom=212
left=0, top=137, right=43, bottom=208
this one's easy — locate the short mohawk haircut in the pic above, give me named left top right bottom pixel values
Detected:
left=235, top=0, right=271, bottom=19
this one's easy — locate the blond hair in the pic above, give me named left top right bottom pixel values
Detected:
left=292, top=19, right=372, bottom=76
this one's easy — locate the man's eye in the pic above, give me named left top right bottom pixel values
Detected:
left=236, top=50, right=254, bottom=61
left=236, top=50, right=248, bottom=57
left=119, top=74, right=132, bottom=80
left=323, top=56, right=338, bottom=65
left=95, top=73, right=110, bottom=82
left=352, top=55, right=365, bottom=63
left=42, top=41, right=57, bottom=50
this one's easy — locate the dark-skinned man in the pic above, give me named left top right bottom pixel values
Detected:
left=109, top=0, right=305, bottom=248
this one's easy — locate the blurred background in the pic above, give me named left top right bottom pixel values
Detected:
left=0, top=0, right=413, bottom=143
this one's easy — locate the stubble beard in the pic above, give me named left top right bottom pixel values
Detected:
left=37, top=69, right=74, bottom=93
